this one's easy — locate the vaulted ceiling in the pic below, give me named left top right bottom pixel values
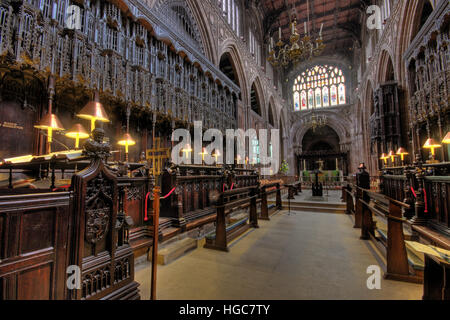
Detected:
left=261, top=0, right=367, bottom=55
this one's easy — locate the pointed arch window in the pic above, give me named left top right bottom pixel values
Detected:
left=293, top=65, right=347, bottom=111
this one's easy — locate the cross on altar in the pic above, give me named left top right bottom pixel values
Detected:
left=146, top=137, right=171, bottom=176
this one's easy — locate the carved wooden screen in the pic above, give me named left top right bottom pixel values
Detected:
left=370, top=82, right=401, bottom=157
left=71, top=159, right=139, bottom=300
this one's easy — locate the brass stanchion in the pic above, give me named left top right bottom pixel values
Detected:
left=151, top=186, right=160, bottom=300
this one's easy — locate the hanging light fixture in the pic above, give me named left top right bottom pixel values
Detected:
left=77, top=101, right=110, bottom=132
left=65, top=123, right=90, bottom=149
left=34, top=113, right=65, bottom=153
left=304, top=109, right=327, bottom=132
left=267, top=0, right=325, bottom=68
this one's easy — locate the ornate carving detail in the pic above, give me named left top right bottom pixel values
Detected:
left=127, top=186, right=142, bottom=201
left=85, top=172, right=114, bottom=244
left=83, top=127, right=112, bottom=160
left=86, top=208, right=110, bottom=245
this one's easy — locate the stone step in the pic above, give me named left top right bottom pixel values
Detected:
left=279, top=204, right=346, bottom=214
left=269, top=200, right=346, bottom=209
left=149, top=237, right=198, bottom=266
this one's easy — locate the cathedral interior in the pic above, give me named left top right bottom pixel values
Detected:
left=0, top=0, right=449, bottom=301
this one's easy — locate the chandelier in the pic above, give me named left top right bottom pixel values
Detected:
left=304, top=110, right=327, bottom=132
left=268, top=1, right=325, bottom=68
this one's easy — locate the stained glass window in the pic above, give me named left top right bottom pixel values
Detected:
left=293, top=65, right=347, bottom=111
left=294, top=91, right=300, bottom=111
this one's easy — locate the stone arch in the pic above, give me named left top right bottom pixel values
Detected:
left=377, top=50, right=396, bottom=84
left=268, top=96, right=276, bottom=127
left=249, top=77, right=266, bottom=120
left=152, top=0, right=205, bottom=54
left=219, top=41, right=248, bottom=104
left=291, top=115, right=349, bottom=151
left=185, top=0, right=218, bottom=64
left=395, top=0, right=434, bottom=88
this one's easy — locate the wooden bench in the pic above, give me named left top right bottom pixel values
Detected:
left=346, top=185, right=422, bottom=283
left=204, top=186, right=259, bottom=252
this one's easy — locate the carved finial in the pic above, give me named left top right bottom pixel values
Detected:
left=83, top=124, right=112, bottom=160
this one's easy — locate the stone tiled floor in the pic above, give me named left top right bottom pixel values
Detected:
left=135, top=208, right=422, bottom=300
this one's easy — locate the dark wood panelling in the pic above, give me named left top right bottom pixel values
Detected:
left=20, top=210, right=55, bottom=255
left=0, top=101, right=36, bottom=159
left=17, top=263, right=52, bottom=300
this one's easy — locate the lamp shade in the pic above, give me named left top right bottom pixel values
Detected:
left=380, top=153, right=388, bottom=160
left=65, top=123, right=90, bottom=149
left=396, top=147, right=409, bottom=156
left=442, top=132, right=450, bottom=144
left=423, top=138, right=442, bottom=149
left=77, top=101, right=110, bottom=131
left=65, top=123, right=90, bottom=139
left=118, top=133, right=136, bottom=146
left=34, top=113, right=65, bottom=131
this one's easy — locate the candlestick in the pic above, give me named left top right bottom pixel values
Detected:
left=320, top=23, right=323, bottom=36
left=304, top=22, right=307, bottom=34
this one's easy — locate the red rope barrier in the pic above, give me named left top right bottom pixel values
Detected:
left=161, top=187, right=176, bottom=199
left=52, top=185, right=71, bottom=192
left=410, top=187, right=428, bottom=213
left=423, top=187, right=428, bottom=213
left=144, top=192, right=151, bottom=221
left=144, top=187, right=176, bottom=221
left=411, top=187, right=417, bottom=198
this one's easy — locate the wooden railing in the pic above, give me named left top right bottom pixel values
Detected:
left=343, top=184, right=422, bottom=283
left=204, top=186, right=259, bottom=252
left=259, top=182, right=282, bottom=220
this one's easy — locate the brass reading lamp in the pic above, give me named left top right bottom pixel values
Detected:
left=34, top=113, right=65, bottom=153
left=442, top=132, right=450, bottom=162
left=442, top=132, right=450, bottom=144
left=65, top=123, right=89, bottom=149
left=118, top=133, right=136, bottom=162
left=77, top=101, right=110, bottom=132
left=388, top=150, right=397, bottom=166
left=182, top=144, right=193, bottom=160
left=396, top=147, right=409, bottom=166
left=423, top=138, right=442, bottom=163
left=199, top=147, right=208, bottom=164
left=380, top=153, right=389, bottom=167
